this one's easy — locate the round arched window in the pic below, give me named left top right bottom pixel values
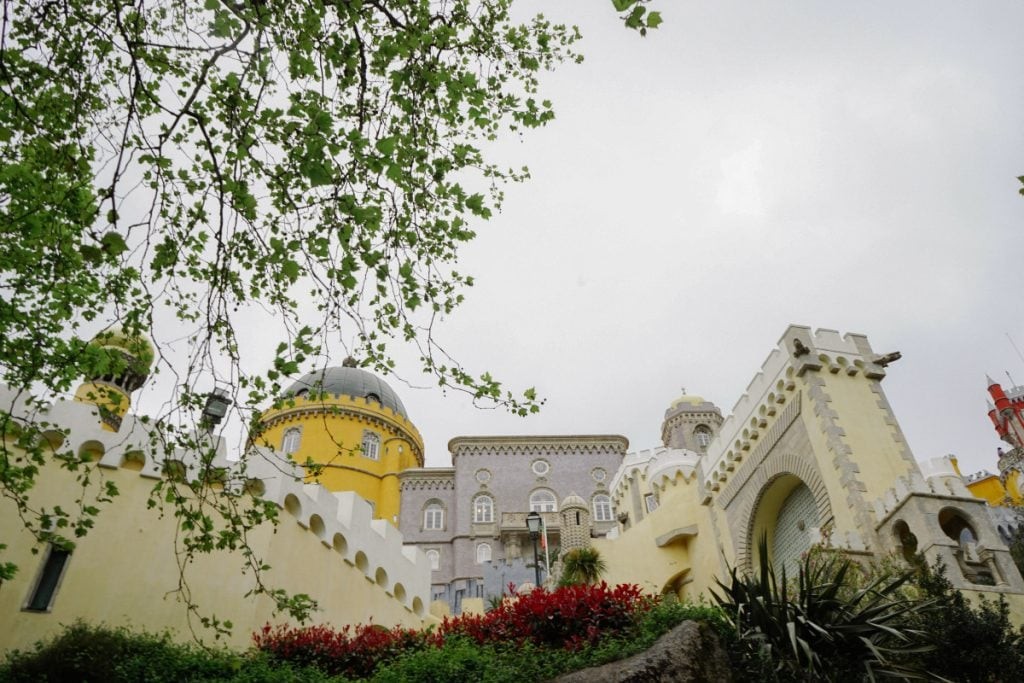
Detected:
left=529, top=489, right=557, bottom=512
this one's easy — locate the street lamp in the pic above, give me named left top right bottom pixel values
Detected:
left=526, top=510, right=542, bottom=588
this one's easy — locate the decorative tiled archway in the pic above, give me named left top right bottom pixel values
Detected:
left=734, top=452, right=833, bottom=572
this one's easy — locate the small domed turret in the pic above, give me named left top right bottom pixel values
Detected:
left=661, top=389, right=723, bottom=453
left=74, top=327, right=154, bottom=432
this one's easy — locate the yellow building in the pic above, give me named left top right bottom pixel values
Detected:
left=256, top=358, right=424, bottom=526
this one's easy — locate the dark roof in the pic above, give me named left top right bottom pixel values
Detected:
left=285, top=366, right=408, bottom=419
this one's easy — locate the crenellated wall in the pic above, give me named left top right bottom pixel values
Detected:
left=0, top=385, right=431, bottom=653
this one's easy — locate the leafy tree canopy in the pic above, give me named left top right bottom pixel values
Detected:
left=0, top=0, right=658, bottom=630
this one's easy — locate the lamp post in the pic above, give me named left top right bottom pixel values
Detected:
left=526, top=511, right=542, bottom=588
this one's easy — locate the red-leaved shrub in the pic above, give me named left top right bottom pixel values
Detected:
left=253, top=583, right=653, bottom=675
left=439, top=582, right=650, bottom=651
left=253, top=622, right=425, bottom=678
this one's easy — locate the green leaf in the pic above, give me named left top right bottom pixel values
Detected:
left=281, top=260, right=300, bottom=281
left=375, top=136, right=397, bottom=155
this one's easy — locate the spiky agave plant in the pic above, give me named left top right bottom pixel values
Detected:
left=711, top=536, right=934, bottom=682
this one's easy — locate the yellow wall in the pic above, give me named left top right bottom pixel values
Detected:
left=599, top=474, right=723, bottom=601
left=0, top=447, right=423, bottom=654
left=811, top=370, right=917, bottom=501
left=258, top=395, right=424, bottom=525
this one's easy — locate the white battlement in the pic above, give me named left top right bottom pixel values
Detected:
left=610, top=446, right=700, bottom=503
left=0, top=384, right=431, bottom=618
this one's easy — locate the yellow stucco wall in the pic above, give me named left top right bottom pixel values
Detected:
left=599, top=474, right=724, bottom=601
left=0, top=452, right=423, bottom=654
left=808, top=371, right=917, bottom=502
left=258, top=395, right=424, bottom=525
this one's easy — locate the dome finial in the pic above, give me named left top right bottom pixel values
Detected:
left=342, top=356, right=358, bottom=368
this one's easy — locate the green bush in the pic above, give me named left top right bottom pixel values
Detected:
left=0, top=622, right=335, bottom=683
left=1, top=597, right=729, bottom=682
left=907, top=560, right=1024, bottom=683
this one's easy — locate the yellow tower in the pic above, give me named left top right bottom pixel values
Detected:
left=73, top=328, right=154, bottom=432
left=257, top=358, right=424, bottom=526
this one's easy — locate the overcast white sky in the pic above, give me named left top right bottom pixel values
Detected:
left=134, top=1, right=1023, bottom=476
left=397, top=1, right=1024, bottom=474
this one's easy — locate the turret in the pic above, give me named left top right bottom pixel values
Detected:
left=73, top=327, right=154, bottom=431
left=661, top=391, right=722, bottom=453
left=256, top=359, right=424, bottom=526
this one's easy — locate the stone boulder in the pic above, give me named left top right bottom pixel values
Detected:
left=551, top=620, right=732, bottom=683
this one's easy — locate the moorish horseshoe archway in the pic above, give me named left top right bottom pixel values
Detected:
left=732, top=451, right=833, bottom=572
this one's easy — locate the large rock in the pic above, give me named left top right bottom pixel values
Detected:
left=551, top=620, right=732, bottom=683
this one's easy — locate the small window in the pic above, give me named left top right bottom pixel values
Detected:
left=593, top=494, right=613, bottom=522
left=25, top=545, right=71, bottom=612
left=361, top=431, right=380, bottom=460
left=281, top=428, right=302, bottom=455
left=694, top=425, right=712, bottom=448
left=424, top=502, right=444, bottom=530
left=426, top=549, right=440, bottom=571
left=531, top=460, right=550, bottom=476
left=366, top=392, right=381, bottom=404
left=476, top=543, right=492, bottom=564
left=592, top=467, right=607, bottom=483
left=529, top=489, right=557, bottom=513
left=474, top=495, right=494, bottom=523
left=644, top=493, right=659, bottom=513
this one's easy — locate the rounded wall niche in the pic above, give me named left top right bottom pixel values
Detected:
left=892, top=520, right=918, bottom=563
left=333, top=532, right=348, bottom=556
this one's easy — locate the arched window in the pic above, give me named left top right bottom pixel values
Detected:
left=939, top=508, right=977, bottom=545
left=476, top=543, right=492, bottom=564
left=592, top=494, right=613, bottom=522
left=361, top=431, right=380, bottom=460
left=423, top=502, right=444, bottom=530
left=474, top=495, right=494, bottom=523
left=694, top=425, right=712, bottom=448
left=426, top=549, right=440, bottom=571
left=281, top=428, right=302, bottom=454
left=529, top=489, right=557, bottom=512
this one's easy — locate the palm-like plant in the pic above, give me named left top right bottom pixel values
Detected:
left=712, top=536, right=933, bottom=681
left=559, top=547, right=608, bottom=586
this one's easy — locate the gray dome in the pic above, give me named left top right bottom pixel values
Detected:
left=285, top=366, right=408, bottom=419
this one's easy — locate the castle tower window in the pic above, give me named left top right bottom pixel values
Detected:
left=25, top=545, right=71, bottom=612
left=361, top=431, right=380, bottom=460
left=476, top=543, right=492, bottom=564
left=529, top=489, right=557, bottom=512
left=426, top=549, right=440, bottom=571
left=474, top=495, right=494, bottom=523
left=424, top=502, right=445, bottom=530
left=694, top=425, right=712, bottom=448
left=281, top=427, right=302, bottom=455
left=644, top=493, right=659, bottom=513
left=592, top=494, right=613, bottom=522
